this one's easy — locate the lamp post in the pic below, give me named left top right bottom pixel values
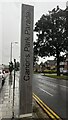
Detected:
left=10, top=42, right=18, bottom=119
left=10, top=42, right=18, bottom=63
left=12, top=58, right=16, bottom=119
left=9, top=42, right=18, bottom=80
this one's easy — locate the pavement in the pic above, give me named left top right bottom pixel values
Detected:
left=0, top=72, right=19, bottom=119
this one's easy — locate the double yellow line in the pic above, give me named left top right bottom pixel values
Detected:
left=33, top=93, right=62, bottom=120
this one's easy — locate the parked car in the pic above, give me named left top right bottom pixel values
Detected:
left=4, top=69, right=9, bottom=73
left=0, top=70, right=3, bottom=88
left=0, top=70, right=5, bottom=88
left=0, top=70, right=4, bottom=79
left=63, top=70, right=68, bottom=75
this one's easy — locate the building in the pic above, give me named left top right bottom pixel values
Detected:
left=44, top=60, right=56, bottom=70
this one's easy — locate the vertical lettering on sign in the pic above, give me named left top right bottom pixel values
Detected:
left=24, top=10, right=31, bottom=81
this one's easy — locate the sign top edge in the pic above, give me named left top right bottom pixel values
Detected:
left=22, top=4, right=34, bottom=8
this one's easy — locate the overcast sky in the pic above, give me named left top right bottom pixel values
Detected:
left=0, top=0, right=67, bottom=65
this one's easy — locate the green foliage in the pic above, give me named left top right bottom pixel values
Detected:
left=44, top=74, right=68, bottom=80
left=15, top=61, right=20, bottom=71
left=34, top=8, right=67, bottom=56
left=34, top=6, right=68, bottom=76
left=43, top=70, right=57, bottom=74
left=9, top=61, right=13, bottom=72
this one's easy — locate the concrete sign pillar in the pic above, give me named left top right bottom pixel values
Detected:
left=66, top=1, right=68, bottom=8
left=19, top=4, right=34, bottom=117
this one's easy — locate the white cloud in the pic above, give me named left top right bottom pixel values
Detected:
left=0, top=0, right=67, bottom=2
left=0, top=1, right=67, bottom=64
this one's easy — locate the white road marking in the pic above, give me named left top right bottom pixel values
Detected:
left=39, top=80, right=68, bottom=89
left=39, top=81, right=57, bottom=88
left=59, top=84, right=68, bottom=88
left=39, top=88, right=53, bottom=96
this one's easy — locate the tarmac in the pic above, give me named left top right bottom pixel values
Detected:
left=0, top=72, right=50, bottom=120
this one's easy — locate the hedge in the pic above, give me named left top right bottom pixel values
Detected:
left=43, top=70, right=57, bottom=74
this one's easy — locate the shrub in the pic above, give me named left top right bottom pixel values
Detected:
left=43, top=70, right=57, bottom=74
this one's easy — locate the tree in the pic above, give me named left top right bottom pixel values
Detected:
left=9, top=61, right=13, bottom=74
left=40, top=62, right=45, bottom=72
left=34, top=6, right=68, bottom=76
left=15, top=61, right=20, bottom=71
left=33, top=42, right=39, bottom=66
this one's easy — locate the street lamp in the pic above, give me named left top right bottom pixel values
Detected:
left=10, top=42, right=18, bottom=62
left=9, top=42, right=18, bottom=118
left=12, top=58, right=16, bottom=119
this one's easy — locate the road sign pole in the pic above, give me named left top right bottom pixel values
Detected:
left=19, top=4, right=34, bottom=117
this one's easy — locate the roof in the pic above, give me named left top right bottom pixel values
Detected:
left=45, top=60, right=56, bottom=66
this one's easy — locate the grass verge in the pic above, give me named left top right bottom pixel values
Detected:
left=33, top=99, right=49, bottom=119
left=44, top=74, right=68, bottom=80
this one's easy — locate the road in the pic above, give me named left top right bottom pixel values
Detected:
left=0, top=72, right=68, bottom=119
left=33, top=74, right=68, bottom=119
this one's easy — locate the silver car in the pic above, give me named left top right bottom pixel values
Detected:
left=0, top=70, right=5, bottom=88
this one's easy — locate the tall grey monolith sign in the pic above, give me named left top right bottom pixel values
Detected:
left=19, top=4, right=34, bottom=117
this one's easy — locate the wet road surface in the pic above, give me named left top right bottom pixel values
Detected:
left=33, top=74, right=68, bottom=119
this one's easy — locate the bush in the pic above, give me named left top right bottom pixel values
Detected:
left=43, top=70, right=57, bottom=74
